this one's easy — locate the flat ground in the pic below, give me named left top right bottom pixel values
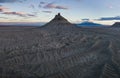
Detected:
left=0, top=26, right=120, bottom=78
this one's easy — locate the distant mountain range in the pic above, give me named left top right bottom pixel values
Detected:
left=0, top=22, right=45, bottom=26
left=0, top=21, right=104, bottom=27
left=76, top=21, right=103, bottom=27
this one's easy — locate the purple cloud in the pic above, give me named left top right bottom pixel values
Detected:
left=40, top=2, right=46, bottom=4
left=3, top=11, right=35, bottom=17
left=27, top=14, right=36, bottom=17
left=55, top=6, right=68, bottom=9
left=44, top=3, right=68, bottom=10
left=3, top=12, right=26, bottom=16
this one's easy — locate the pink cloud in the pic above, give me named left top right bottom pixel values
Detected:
left=3, top=12, right=26, bottom=16
left=0, top=6, right=9, bottom=12
left=0, top=5, right=35, bottom=18
left=3, top=11, right=35, bottom=17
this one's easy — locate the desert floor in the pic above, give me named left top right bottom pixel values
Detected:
left=0, top=26, right=120, bottom=78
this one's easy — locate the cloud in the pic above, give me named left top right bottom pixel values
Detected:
left=40, top=2, right=46, bottom=4
left=44, top=3, right=68, bottom=10
left=27, top=14, right=36, bottom=17
left=38, top=4, right=41, bottom=8
left=99, top=16, right=120, bottom=21
left=0, top=5, right=35, bottom=17
left=29, top=4, right=35, bottom=9
left=0, top=0, right=17, bottom=3
left=0, top=0, right=27, bottom=3
left=44, top=3, right=55, bottom=9
left=38, top=1, right=46, bottom=8
left=0, top=8, right=2, bottom=12
left=0, top=17, right=8, bottom=19
left=42, top=11, right=52, bottom=13
left=3, top=12, right=25, bottom=16
left=3, top=11, right=36, bottom=17
left=55, top=6, right=68, bottom=9
left=82, top=19, right=90, bottom=21
left=18, top=0, right=27, bottom=3
left=0, top=6, right=9, bottom=12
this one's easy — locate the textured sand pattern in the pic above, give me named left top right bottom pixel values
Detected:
left=0, top=14, right=120, bottom=78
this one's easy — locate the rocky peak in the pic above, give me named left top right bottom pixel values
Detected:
left=45, top=13, right=71, bottom=25
left=42, top=13, right=78, bottom=32
left=54, top=13, right=65, bottom=21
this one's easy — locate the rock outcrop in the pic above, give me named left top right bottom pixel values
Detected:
left=112, top=22, right=120, bottom=27
left=41, top=13, right=78, bottom=32
left=45, top=13, right=71, bottom=25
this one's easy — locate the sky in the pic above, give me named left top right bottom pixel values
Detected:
left=0, top=0, right=120, bottom=25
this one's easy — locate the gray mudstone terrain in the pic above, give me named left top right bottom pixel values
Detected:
left=0, top=13, right=120, bottom=78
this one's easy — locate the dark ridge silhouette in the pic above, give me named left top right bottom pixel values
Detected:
left=45, top=13, right=71, bottom=25
left=40, top=13, right=79, bottom=34
left=112, top=22, right=120, bottom=27
left=0, top=13, right=120, bottom=78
